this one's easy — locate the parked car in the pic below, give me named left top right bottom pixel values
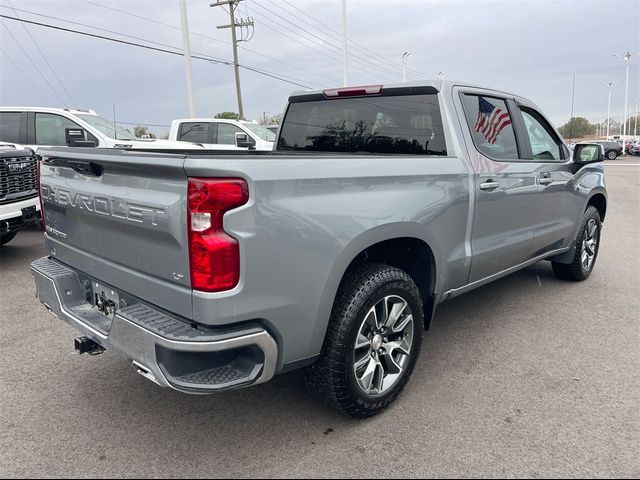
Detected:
left=629, top=142, right=640, bottom=155
left=0, top=107, right=203, bottom=152
left=575, top=140, right=622, bottom=160
left=31, top=80, right=606, bottom=418
left=168, top=119, right=275, bottom=151
left=0, top=142, right=40, bottom=247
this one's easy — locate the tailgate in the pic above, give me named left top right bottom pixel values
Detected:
left=39, top=148, right=193, bottom=319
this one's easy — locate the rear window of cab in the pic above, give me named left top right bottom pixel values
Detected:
left=278, top=94, right=447, bottom=155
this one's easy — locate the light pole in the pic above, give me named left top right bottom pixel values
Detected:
left=179, top=0, right=195, bottom=117
left=401, top=52, right=412, bottom=82
left=612, top=52, right=633, bottom=153
left=601, top=81, right=616, bottom=139
left=342, top=0, right=348, bottom=86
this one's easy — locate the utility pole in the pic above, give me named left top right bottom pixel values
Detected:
left=211, top=0, right=253, bottom=120
left=341, top=0, right=348, bottom=86
left=179, top=0, right=196, bottom=117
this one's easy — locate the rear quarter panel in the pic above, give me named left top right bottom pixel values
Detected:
left=184, top=155, right=471, bottom=366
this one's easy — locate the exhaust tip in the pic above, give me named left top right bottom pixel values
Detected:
left=132, top=361, right=160, bottom=386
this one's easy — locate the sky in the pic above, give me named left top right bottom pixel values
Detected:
left=1, top=0, right=638, bottom=136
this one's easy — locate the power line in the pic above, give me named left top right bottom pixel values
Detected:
left=248, top=0, right=398, bottom=82
left=211, top=0, right=254, bottom=120
left=74, top=1, right=332, bottom=85
left=245, top=2, right=397, bottom=82
left=254, top=0, right=421, bottom=81
left=0, top=20, right=68, bottom=106
left=1, top=3, right=330, bottom=88
left=0, top=14, right=314, bottom=89
left=0, top=48, right=51, bottom=104
left=274, top=0, right=425, bottom=79
left=5, top=0, right=76, bottom=105
left=0, top=4, right=326, bottom=88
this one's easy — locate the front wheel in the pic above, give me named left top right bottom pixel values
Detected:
left=305, top=263, right=424, bottom=418
left=607, top=150, right=618, bottom=160
left=552, top=206, right=601, bottom=281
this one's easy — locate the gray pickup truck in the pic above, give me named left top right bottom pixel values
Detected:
left=31, top=80, right=607, bottom=417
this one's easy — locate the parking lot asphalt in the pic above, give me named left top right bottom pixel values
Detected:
left=1, top=159, right=639, bottom=479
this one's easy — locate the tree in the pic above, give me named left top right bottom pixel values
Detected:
left=259, top=113, right=282, bottom=126
left=214, top=112, right=240, bottom=120
left=133, top=125, right=155, bottom=138
left=558, top=117, right=596, bottom=139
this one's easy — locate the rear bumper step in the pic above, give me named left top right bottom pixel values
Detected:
left=31, top=256, right=278, bottom=393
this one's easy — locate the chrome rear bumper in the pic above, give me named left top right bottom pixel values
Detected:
left=31, top=256, right=278, bottom=393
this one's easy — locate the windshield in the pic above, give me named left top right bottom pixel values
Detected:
left=241, top=122, right=276, bottom=142
left=76, top=114, right=135, bottom=140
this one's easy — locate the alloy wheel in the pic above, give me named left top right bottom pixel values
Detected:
left=581, top=219, right=598, bottom=270
left=353, top=295, right=414, bottom=397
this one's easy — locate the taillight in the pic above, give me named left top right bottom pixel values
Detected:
left=323, top=85, right=383, bottom=97
left=187, top=178, right=249, bottom=292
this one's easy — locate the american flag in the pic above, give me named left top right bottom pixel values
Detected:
left=474, top=96, right=511, bottom=144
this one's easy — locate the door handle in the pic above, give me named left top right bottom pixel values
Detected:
left=539, top=173, right=553, bottom=185
left=479, top=180, right=500, bottom=191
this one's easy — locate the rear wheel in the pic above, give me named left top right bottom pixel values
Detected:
left=607, top=150, right=618, bottom=160
left=305, top=263, right=424, bottom=418
left=0, top=231, right=17, bottom=247
left=552, top=206, right=601, bottom=281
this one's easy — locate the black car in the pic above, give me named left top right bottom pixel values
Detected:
left=582, top=141, right=623, bottom=160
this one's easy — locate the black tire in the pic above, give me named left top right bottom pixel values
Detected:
left=305, top=263, right=424, bottom=418
left=0, top=231, right=17, bottom=247
left=552, top=206, right=601, bottom=281
left=606, top=150, right=618, bottom=160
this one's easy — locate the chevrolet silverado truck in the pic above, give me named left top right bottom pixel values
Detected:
left=0, top=142, right=40, bottom=246
left=31, top=81, right=607, bottom=418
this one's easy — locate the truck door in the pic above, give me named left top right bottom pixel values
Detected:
left=457, top=90, right=538, bottom=283
left=512, top=102, right=580, bottom=255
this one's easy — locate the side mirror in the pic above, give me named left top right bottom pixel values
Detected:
left=573, top=143, right=604, bottom=164
left=65, top=127, right=97, bottom=148
left=235, top=132, right=256, bottom=149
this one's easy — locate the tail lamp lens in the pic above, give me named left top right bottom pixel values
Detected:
left=187, top=178, right=249, bottom=292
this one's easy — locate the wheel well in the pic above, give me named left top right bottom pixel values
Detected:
left=345, top=237, right=436, bottom=330
left=588, top=194, right=606, bottom=222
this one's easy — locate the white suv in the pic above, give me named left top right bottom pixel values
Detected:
left=0, top=107, right=202, bottom=151
left=168, top=119, right=275, bottom=151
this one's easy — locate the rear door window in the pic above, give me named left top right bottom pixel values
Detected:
left=178, top=122, right=213, bottom=143
left=0, top=112, right=23, bottom=143
left=278, top=94, right=447, bottom=155
left=461, top=94, right=519, bottom=160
